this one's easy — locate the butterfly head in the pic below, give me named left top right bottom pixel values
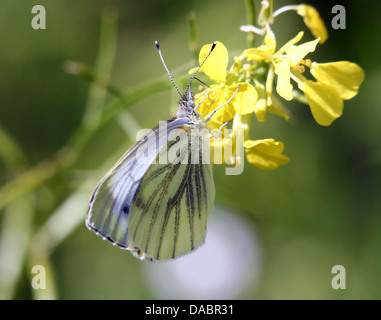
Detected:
left=176, top=90, right=197, bottom=118
left=183, top=89, right=195, bottom=108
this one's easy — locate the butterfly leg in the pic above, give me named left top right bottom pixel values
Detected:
left=205, top=84, right=241, bottom=123
left=209, top=121, right=229, bottom=139
left=194, top=88, right=211, bottom=111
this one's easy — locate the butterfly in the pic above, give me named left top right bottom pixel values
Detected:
left=86, top=41, right=218, bottom=261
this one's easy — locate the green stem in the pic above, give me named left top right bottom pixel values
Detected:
left=258, top=0, right=274, bottom=26
left=0, top=148, right=74, bottom=210
left=187, top=11, right=199, bottom=61
left=64, top=61, right=122, bottom=99
left=244, top=0, right=256, bottom=48
left=0, top=196, right=34, bottom=299
left=82, top=7, right=118, bottom=127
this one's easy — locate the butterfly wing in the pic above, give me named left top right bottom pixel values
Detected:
left=128, top=127, right=215, bottom=260
left=86, top=118, right=215, bottom=261
left=86, top=133, right=157, bottom=249
left=86, top=118, right=187, bottom=248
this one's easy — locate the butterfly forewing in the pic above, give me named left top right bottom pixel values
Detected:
left=86, top=118, right=182, bottom=245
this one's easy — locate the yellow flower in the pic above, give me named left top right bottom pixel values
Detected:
left=244, top=139, right=290, bottom=170
left=197, top=82, right=257, bottom=128
left=310, top=61, right=365, bottom=100
left=274, top=32, right=320, bottom=101
left=212, top=134, right=290, bottom=170
left=232, top=114, right=289, bottom=170
left=204, top=1, right=365, bottom=173
left=297, top=61, right=365, bottom=126
left=241, top=29, right=364, bottom=126
left=296, top=5, right=328, bottom=44
left=242, top=31, right=320, bottom=102
left=190, top=41, right=288, bottom=171
left=190, top=42, right=258, bottom=130
left=210, top=109, right=289, bottom=170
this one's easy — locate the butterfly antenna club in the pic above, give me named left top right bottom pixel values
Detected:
left=185, top=42, right=217, bottom=97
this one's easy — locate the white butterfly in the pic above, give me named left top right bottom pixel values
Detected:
left=86, top=42, right=218, bottom=261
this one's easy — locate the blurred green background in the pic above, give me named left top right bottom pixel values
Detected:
left=0, top=0, right=380, bottom=300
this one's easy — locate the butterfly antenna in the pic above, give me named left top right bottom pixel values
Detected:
left=185, top=42, right=217, bottom=97
left=155, top=41, right=182, bottom=98
left=194, top=77, right=210, bottom=88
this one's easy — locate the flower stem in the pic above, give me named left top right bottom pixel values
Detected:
left=273, top=5, right=299, bottom=18
left=187, top=11, right=199, bottom=61
left=244, top=0, right=256, bottom=48
left=258, top=0, right=274, bottom=26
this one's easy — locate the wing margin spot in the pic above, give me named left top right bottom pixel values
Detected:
left=122, top=205, right=129, bottom=215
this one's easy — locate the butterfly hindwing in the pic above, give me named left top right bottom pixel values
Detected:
left=128, top=127, right=215, bottom=260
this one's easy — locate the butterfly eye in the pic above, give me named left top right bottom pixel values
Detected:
left=187, top=100, right=194, bottom=108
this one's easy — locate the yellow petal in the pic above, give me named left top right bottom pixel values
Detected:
left=227, top=83, right=258, bottom=115
left=268, top=94, right=291, bottom=120
left=275, top=60, right=293, bottom=101
left=286, top=38, right=320, bottom=66
left=253, top=83, right=268, bottom=122
left=299, top=80, right=343, bottom=126
left=199, top=83, right=257, bottom=127
left=198, top=41, right=228, bottom=83
left=241, top=48, right=272, bottom=62
left=296, top=4, right=328, bottom=44
left=241, top=29, right=276, bottom=62
left=275, top=31, right=304, bottom=57
left=264, top=28, right=277, bottom=54
left=207, top=115, right=225, bottom=131
left=195, top=85, right=223, bottom=116
left=310, top=61, right=365, bottom=100
left=265, top=65, right=275, bottom=106
left=244, top=139, right=290, bottom=170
